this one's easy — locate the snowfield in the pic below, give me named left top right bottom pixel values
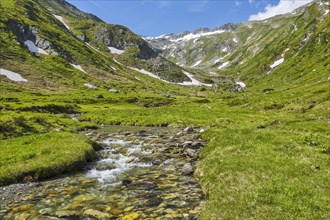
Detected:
left=53, top=14, right=70, bottom=30
left=108, top=47, right=125, bottom=55
left=270, top=58, right=284, bottom=69
left=0, top=68, right=28, bottom=82
left=218, top=61, right=230, bottom=70
left=191, top=60, right=202, bottom=67
left=24, top=40, right=48, bottom=54
left=84, top=83, right=97, bottom=89
left=179, top=71, right=212, bottom=87
left=70, top=64, right=86, bottom=73
left=171, top=29, right=226, bottom=42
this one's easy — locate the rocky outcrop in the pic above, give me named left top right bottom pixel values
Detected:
left=6, top=20, right=58, bottom=55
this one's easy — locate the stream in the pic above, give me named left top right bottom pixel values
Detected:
left=0, top=126, right=206, bottom=219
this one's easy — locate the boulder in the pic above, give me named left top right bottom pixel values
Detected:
left=182, top=163, right=193, bottom=175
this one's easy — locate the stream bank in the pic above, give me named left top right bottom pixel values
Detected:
left=0, top=126, right=207, bottom=219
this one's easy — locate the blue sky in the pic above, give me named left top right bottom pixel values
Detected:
left=66, top=0, right=313, bottom=36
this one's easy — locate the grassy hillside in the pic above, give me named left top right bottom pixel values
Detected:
left=0, top=0, right=329, bottom=219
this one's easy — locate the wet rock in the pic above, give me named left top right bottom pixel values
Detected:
left=190, top=141, right=204, bottom=149
left=95, top=163, right=117, bottom=171
left=54, top=210, right=78, bottom=218
left=182, top=141, right=193, bottom=148
left=182, top=163, right=193, bottom=175
left=128, top=181, right=156, bottom=190
left=122, top=179, right=132, bottom=186
left=13, top=212, right=31, bottom=220
left=73, top=194, right=94, bottom=202
left=152, top=159, right=162, bottom=165
left=12, top=204, right=34, bottom=213
left=145, top=197, right=163, bottom=207
left=183, top=126, right=194, bottom=133
left=185, top=148, right=198, bottom=158
left=110, top=208, right=123, bottom=215
left=83, top=209, right=110, bottom=219
left=117, top=212, right=139, bottom=220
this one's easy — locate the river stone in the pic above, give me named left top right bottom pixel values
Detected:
left=82, top=209, right=110, bottom=219
left=183, top=126, right=194, bottom=133
left=111, top=208, right=123, bottom=215
left=128, top=181, right=156, bottom=190
left=182, top=163, right=193, bottom=175
left=13, top=212, right=31, bottom=220
left=12, top=204, right=34, bottom=213
left=54, top=210, right=77, bottom=218
left=190, top=141, right=204, bottom=149
left=185, top=148, right=198, bottom=158
left=145, top=197, right=163, bottom=207
left=182, top=141, right=193, bottom=148
left=73, top=194, right=94, bottom=202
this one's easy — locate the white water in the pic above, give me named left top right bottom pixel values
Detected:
left=86, top=138, right=152, bottom=183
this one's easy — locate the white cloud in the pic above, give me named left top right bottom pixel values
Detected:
left=249, top=0, right=313, bottom=21
left=235, top=1, right=241, bottom=6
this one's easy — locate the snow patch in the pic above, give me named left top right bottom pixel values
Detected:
left=191, top=60, right=202, bottom=67
left=222, top=47, right=228, bottom=52
left=233, top=38, right=238, bottom=43
left=270, top=58, right=284, bottom=69
left=178, top=71, right=212, bottom=87
left=324, top=9, right=329, bottom=16
left=218, top=61, right=230, bottom=70
left=70, top=64, right=86, bottom=73
left=53, top=14, right=70, bottom=30
left=129, top=67, right=165, bottom=82
left=236, top=81, right=246, bottom=88
left=110, top=66, right=117, bottom=71
left=0, top=68, right=27, bottom=82
left=108, top=47, right=124, bottom=55
left=214, top=58, right=222, bottom=63
left=171, top=29, right=226, bottom=43
left=84, top=83, right=97, bottom=89
left=24, top=40, right=48, bottom=55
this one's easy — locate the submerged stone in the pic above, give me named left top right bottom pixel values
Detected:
left=82, top=209, right=110, bottom=219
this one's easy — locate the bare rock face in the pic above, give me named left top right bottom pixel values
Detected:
left=93, top=25, right=157, bottom=60
left=6, top=20, right=57, bottom=55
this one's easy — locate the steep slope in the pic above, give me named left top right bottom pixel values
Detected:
left=0, top=0, right=195, bottom=91
left=37, top=0, right=189, bottom=83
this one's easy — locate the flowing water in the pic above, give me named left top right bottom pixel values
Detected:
left=0, top=126, right=206, bottom=219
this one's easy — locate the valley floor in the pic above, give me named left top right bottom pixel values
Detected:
left=0, top=86, right=329, bottom=219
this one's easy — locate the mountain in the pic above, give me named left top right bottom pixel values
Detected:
left=145, top=0, right=329, bottom=89
left=0, top=0, right=197, bottom=91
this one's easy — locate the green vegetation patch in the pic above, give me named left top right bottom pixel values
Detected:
left=0, top=132, right=95, bottom=186
left=197, top=127, right=330, bottom=219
